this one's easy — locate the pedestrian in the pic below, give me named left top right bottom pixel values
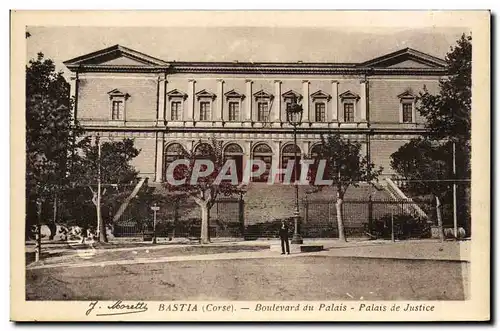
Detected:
left=279, top=220, right=290, bottom=255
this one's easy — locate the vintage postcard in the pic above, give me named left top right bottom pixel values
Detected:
left=11, top=10, right=490, bottom=322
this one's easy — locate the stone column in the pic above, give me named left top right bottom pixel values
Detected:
left=242, top=140, right=252, bottom=177
left=186, top=79, right=195, bottom=123
left=157, top=74, right=167, bottom=125
left=302, top=80, right=310, bottom=123
left=331, top=80, right=338, bottom=122
left=271, top=140, right=281, bottom=183
left=154, top=132, right=164, bottom=183
left=360, top=80, right=367, bottom=122
left=412, top=99, right=417, bottom=124
left=69, top=74, right=78, bottom=126
left=244, top=79, right=253, bottom=126
left=274, top=80, right=282, bottom=124
left=216, top=79, right=224, bottom=123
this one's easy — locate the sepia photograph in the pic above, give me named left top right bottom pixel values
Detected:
left=10, top=10, right=490, bottom=321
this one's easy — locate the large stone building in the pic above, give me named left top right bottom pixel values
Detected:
left=64, top=45, right=445, bottom=187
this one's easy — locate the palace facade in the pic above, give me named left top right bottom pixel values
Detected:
left=64, top=45, right=446, bottom=183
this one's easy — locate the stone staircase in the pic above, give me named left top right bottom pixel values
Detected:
left=243, top=182, right=393, bottom=225
left=383, top=178, right=428, bottom=219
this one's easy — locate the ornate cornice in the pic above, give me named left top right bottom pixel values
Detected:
left=79, top=124, right=428, bottom=137
left=166, top=89, right=188, bottom=100
left=69, top=64, right=168, bottom=73
left=339, top=90, right=360, bottom=101
left=107, top=88, right=130, bottom=99
left=310, top=90, right=332, bottom=101
left=66, top=61, right=446, bottom=77
left=65, top=45, right=447, bottom=77
left=224, top=89, right=245, bottom=101
left=195, top=89, right=217, bottom=101
left=253, top=89, right=274, bottom=100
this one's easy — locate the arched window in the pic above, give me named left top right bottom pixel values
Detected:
left=310, top=144, right=322, bottom=158
left=252, top=143, right=273, bottom=182
left=194, top=142, right=214, bottom=156
left=165, top=143, right=185, bottom=162
left=309, top=144, right=324, bottom=183
left=223, top=143, right=244, bottom=182
left=281, top=143, right=302, bottom=182
left=164, top=143, right=186, bottom=181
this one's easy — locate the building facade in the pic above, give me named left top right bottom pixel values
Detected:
left=64, top=45, right=446, bottom=183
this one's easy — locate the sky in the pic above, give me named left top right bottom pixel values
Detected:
left=26, top=26, right=467, bottom=78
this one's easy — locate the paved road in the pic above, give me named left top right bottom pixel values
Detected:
left=26, top=256, right=468, bottom=301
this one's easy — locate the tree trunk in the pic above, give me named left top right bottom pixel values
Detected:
left=200, top=204, right=210, bottom=244
left=98, top=211, right=107, bottom=242
left=435, top=195, right=444, bottom=242
left=35, top=199, right=42, bottom=262
left=93, top=186, right=107, bottom=243
left=49, top=194, right=57, bottom=241
left=336, top=193, right=346, bottom=242
left=172, top=200, right=178, bottom=240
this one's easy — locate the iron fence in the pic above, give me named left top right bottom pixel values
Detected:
left=113, top=197, right=244, bottom=239
left=302, top=197, right=437, bottom=239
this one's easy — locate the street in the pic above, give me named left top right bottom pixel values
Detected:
left=26, top=255, right=468, bottom=301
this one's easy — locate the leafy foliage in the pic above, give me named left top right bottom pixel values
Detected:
left=311, top=132, right=383, bottom=241
left=390, top=34, right=472, bottom=234
left=417, top=34, right=471, bottom=143
left=164, top=137, right=246, bottom=243
left=63, top=137, right=141, bottom=234
left=390, top=138, right=451, bottom=197
left=25, top=52, right=81, bottom=239
left=71, top=137, right=140, bottom=187
left=369, top=214, right=431, bottom=240
left=414, top=33, right=471, bottom=181
left=164, top=137, right=246, bottom=206
left=26, top=53, right=75, bottom=199
left=314, top=133, right=383, bottom=197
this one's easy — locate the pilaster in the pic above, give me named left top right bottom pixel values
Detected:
left=154, top=132, right=164, bottom=183
left=186, top=79, right=196, bottom=124
left=302, top=80, right=310, bottom=123
left=244, top=79, right=253, bottom=127
left=157, top=74, right=167, bottom=126
left=216, top=79, right=224, bottom=124
left=360, top=79, right=367, bottom=122
left=331, top=80, right=338, bottom=122
left=274, top=80, right=282, bottom=125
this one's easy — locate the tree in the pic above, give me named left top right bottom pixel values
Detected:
left=390, top=138, right=454, bottom=240
left=69, top=137, right=141, bottom=242
left=418, top=34, right=471, bottom=144
left=26, top=52, right=78, bottom=239
left=417, top=33, right=471, bottom=181
left=390, top=34, right=472, bottom=235
left=313, top=133, right=382, bottom=241
left=164, top=138, right=246, bottom=244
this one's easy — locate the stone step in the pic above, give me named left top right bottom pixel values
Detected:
left=300, top=245, right=324, bottom=252
left=270, top=244, right=301, bottom=253
left=270, top=244, right=324, bottom=253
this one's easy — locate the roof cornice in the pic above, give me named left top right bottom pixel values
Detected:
left=64, top=45, right=447, bottom=76
left=68, top=64, right=169, bottom=73
left=170, top=65, right=446, bottom=76
left=68, top=63, right=446, bottom=76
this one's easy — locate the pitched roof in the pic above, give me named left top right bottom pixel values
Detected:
left=64, top=44, right=447, bottom=75
left=360, top=47, right=446, bottom=68
left=63, top=44, right=169, bottom=68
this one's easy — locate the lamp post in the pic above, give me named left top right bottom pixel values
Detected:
left=151, top=203, right=160, bottom=244
left=286, top=96, right=304, bottom=244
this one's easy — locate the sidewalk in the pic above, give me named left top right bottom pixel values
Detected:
left=317, top=240, right=470, bottom=262
left=26, top=238, right=470, bottom=271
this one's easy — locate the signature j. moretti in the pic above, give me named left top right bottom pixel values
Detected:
left=86, top=300, right=148, bottom=316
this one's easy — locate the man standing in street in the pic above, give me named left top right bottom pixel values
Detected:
left=279, top=220, right=290, bottom=255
